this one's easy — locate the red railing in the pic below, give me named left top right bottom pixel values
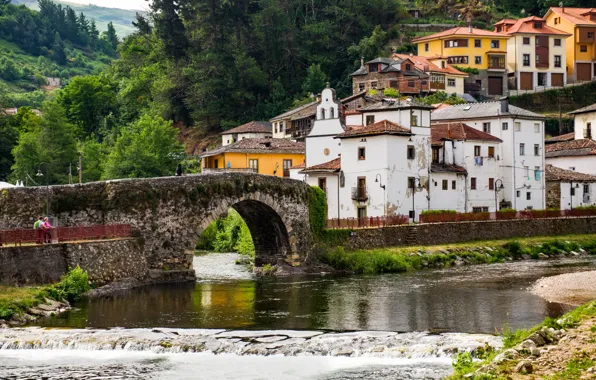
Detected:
left=420, top=209, right=596, bottom=223
left=0, top=224, right=131, bottom=247
left=327, top=215, right=409, bottom=229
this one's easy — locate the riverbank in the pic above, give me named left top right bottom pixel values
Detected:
left=320, top=234, right=596, bottom=274
left=532, top=270, right=596, bottom=306
left=0, top=267, right=89, bottom=326
left=448, top=271, right=596, bottom=379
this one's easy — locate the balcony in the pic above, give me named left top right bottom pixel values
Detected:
left=351, top=186, right=368, bottom=202
left=202, top=168, right=257, bottom=174
left=487, top=55, right=506, bottom=70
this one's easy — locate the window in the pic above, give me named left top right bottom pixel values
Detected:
left=249, top=159, right=259, bottom=173
left=390, top=80, right=398, bottom=89
left=452, top=180, right=456, bottom=190
left=444, top=39, right=468, bottom=47
left=447, top=78, right=456, bottom=86
left=369, top=63, right=378, bottom=72
left=534, top=123, right=540, bottom=133
left=534, top=166, right=540, bottom=181
left=280, top=122, right=284, bottom=132
left=471, top=177, right=477, bottom=190
left=442, top=180, right=448, bottom=190
left=432, top=147, right=440, bottom=163
left=408, top=177, right=416, bottom=190
left=318, top=177, right=327, bottom=193
left=371, top=81, right=378, bottom=89
left=554, top=38, right=561, bottom=46
left=366, top=115, right=375, bottom=125
left=489, top=178, right=494, bottom=190
left=474, top=39, right=481, bottom=48
left=405, top=63, right=412, bottom=71
left=526, top=192, right=531, bottom=200
left=408, top=80, right=415, bottom=87
left=283, top=159, right=292, bottom=177
left=474, top=145, right=481, bottom=157
left=483, top=122, right=491, bottom=134
left=502, top=122, right=508, bottom=130
left=585, top=122, right=592, bottom=139
left=523, top=54, right=530, bottom=66
left=411, top=114, right=418, bottom=126
left=214, top=159, right=219, bottom=168
left=584, top=184, right=590, bottom=194
left=474, top=56, right=482, bottom=64
left=580, top=45, right=587, bottom=52
left=517, top=190, right=521, bottom=197
left=534, top=22, right=542, bottom=29
left=514, top=122, right=521, bottom=132
left=425, top=43, right=429, bottom=52
left=358, top=147, right=366, bottom=160
left=473, top=207, right=489, bottom=213
left=534, top=144, right=540, bottom=156
left=571, top=187, right=576, bottom=196
left=554, top=55, right=561, bottom=68
left=488, top=146, right=495, bottom=158
left=490, top=40, right=500, bottom=49
left=447, top=56, right=469, bottom=64
left=524, top=166, right=529, bottom=177
left=589, top=32, right=594, bottom=39
left=358, top=83, right=365, bottom=91
left=407, top=145, right=415, bottom=160
left=523, top=37, right=530, bottom=45
left=520, top=143, right=525, bottom=156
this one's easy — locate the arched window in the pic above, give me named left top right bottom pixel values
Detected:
left=320, top=108, right=326, bottom=120
left=330, top=107, right=335, bottom=119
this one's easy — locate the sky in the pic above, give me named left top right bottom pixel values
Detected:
left=63, top=0, right=150, bottom=11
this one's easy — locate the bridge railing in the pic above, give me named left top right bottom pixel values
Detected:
left=0, top=224, right=132, bottom=247
left=327, top=215, right=409, bottom=229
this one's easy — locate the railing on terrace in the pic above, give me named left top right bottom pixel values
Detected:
left=327, top=215, right=409, bottom=229
left=0, top=224, right=131, bottom=247
left=202, top=168, right=257, bottom=174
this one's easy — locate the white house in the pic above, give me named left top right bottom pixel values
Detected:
left=430, top=122, right=503, bottom=212
left=220, top=121, right=272, bottom=146
left=546, top=103, right=596, bottom=175
left=545, top=164, right=596, bottom=209
left=432, top=98, right=546, bottom=210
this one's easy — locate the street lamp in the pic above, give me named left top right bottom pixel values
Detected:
left=36, top=163, right=50, bottom=216
left=494, top=179, right=505, bottom=212
left=375, top=174, right=386, bottom=219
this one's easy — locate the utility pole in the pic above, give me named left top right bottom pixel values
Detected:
left=78, top=151, right=83, bottom=185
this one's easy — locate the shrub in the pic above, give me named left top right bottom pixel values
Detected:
left=234, top=223, right=255, bottom=257
left=45, top=266, right=90, bottom=303
left=383, top=88, right=400, bottom=98
left=498, top=208, right=516, bottom=213
left=503, top=241, right=524, bottom=258
left=309, top=186, right=327, bottom=238
left=421, top=209, right=456, bottom=215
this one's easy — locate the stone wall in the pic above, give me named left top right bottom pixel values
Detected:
left=546, top=182, right=561, bottom=210
left=340, top=216, right=596, bottom=250
left=0, top=239, right=149, bottom=286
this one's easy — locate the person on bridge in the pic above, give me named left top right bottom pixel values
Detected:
left=42, top=217, right=53, bottom=244
left=33, top=216, right=43, bottom=244
left=175, top=163, right=183, bottom=177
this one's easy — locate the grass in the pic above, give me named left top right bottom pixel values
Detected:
left=320, top=234, right=596, bottom=275
left=0, top=267, right=90, bottom=320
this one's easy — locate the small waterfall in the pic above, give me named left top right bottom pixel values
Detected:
left=0, top=327, right=502, bottom=359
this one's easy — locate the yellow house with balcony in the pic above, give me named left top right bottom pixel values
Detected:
left=412, top=26, right=510, bottom=97
left=200, top=138, right=305, bottom=178
left=544, top=7, right=596, bottom=82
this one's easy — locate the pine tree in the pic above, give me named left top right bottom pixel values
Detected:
left=132, top=12, right=152, bottom=35
left=151, top=0, right=188, bottom=59
left=101, top=22, right=119, bottom=55
left=52, top=32, right=67, bottom=65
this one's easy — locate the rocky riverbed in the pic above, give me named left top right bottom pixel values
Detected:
left=531, top=270, right=596, bottom=306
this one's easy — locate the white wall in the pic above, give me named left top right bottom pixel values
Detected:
left=463, top=141, right=502, bottom=212
left=509, top=34, right=567, bottom=89
left=444, top=75, right=465, bottom=95
left=305, top=88, right=345, bottom=167
left=221, top=132, right=270, bottom=146
left=573, top=111, right=596, bottom=140
left=306, top=174, right=340, bottom=219
left=272, top=120, right=291, bottom=139
left=559, top=182, right=596, bottom=209
left=428, top=173, right=467, bottom=212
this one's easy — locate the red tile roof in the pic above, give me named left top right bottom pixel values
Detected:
left=431, top=162, right=468, bottom=174
left=290, top=162, right=305, bottom=169
left=344, top=109, right=361, bottom=115
left=220, top=121, right=272, bottom=135
left=545, top=138, right=596, bottom=158
left=495, top=16, right=571, bottom=36
left=301, top=158, right=341, bottom=173
left=545, top=132, right=575, bottom=144
left=545, top=164, right=596, bottom=182
left=391, top=53, right=467, bottom=76
left=546, top=7, right=596, bottom=26
left=201, top=138, right=305, bottom=157
left=431, top=122, right=502, bottom=146
left=336, top=120, right=413, bottom=139
left=412, top=27, right=510, bottom=43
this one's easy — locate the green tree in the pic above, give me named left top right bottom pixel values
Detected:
left=101, top=22, right=119, bottom=55
left=103, top=114, right=183, bottom=179
left=52, top=32, right=67, bottom=65
left=80, top=136, right=107, bottom=182
left=301, top=64, right=327, bottom=95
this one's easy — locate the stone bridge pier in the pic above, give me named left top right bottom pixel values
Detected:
left=0, top=173, right=314, bottom=282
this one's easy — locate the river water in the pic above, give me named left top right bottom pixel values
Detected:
left=1, top=253, right=595, bottom=379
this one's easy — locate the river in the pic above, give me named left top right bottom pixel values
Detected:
left=1, top=253, right=595, bottom=379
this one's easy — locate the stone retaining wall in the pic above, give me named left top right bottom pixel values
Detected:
left=341, top=216, right=596, bottom=250
left=0, top=239, right=151, bottom=286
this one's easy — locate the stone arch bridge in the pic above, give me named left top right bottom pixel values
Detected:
left=0, top=173, right=314, bottom=278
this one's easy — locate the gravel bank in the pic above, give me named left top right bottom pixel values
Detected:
left=531, top=270, right=596, bottom=305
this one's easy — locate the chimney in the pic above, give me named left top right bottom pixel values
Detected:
left=559, top=2, right=564, bottom=12
left=409, top=53, right=413, bottom=57
left=360, top=57, right=365, bottom=67
left=469, top=25, right=473, bottom=33
left=500, top=96, right=509, bottom=113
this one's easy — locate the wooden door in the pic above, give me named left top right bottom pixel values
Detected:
left=488, top=76, right=503, bottom=95
left=318, top=177, right=327, bottom=193
left=551, top=73, right=564, bottom=87
left=520, top=72, right=533, bottom=90
left=577, top=63, right=591, bottom=81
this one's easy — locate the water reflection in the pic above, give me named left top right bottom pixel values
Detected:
left=37, top=258, right=595, bottom=333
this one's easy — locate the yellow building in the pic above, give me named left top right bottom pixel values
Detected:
left=412, top=27, right=511, bottom=96
left=544, top=7, right=596, bottom=81
left=201, top=138, right=305, bottom=178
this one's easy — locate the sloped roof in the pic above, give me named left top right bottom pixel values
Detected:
left=290, top=162, right=305, bottom=169
left=494, top=18, right=517, bottom=26
left=431, top=101, right=544, bottom=120
left=546, top=7, right=596, bottom=26
left=431, top=163, right=468, bottom=174
left=220, top=121, right=272, bottom=135
left=336, top=120, right=412, bottom=139
left=545, top=132, right=575, bottom=144
left=300, top=158, right=341, bottom=173
left=270, top=101, right=318, bottom=122
left=359, top=99, right=434, bottom=112
left=545, top=138, right=596, bottom=158
left=392, top=53, right=467, bottom=76
left=495, top=16, right=571, bottom=36
left=545, top=164, right=596, bottom=182
left=568, top=102, right=596, bottom=115
left=431, top=122, right=502, bottom=146
left=412, top=27, right=510, bottom=43
left=201, top=138, right=305, bottom=157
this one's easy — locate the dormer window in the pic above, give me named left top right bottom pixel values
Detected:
left=534, top=22, right=542, bottom=29
left=496, top=26, right=502, bottom=32
left=405, top=63, right=411, bottom=71
left=369, top=63, right=379, bottom=72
